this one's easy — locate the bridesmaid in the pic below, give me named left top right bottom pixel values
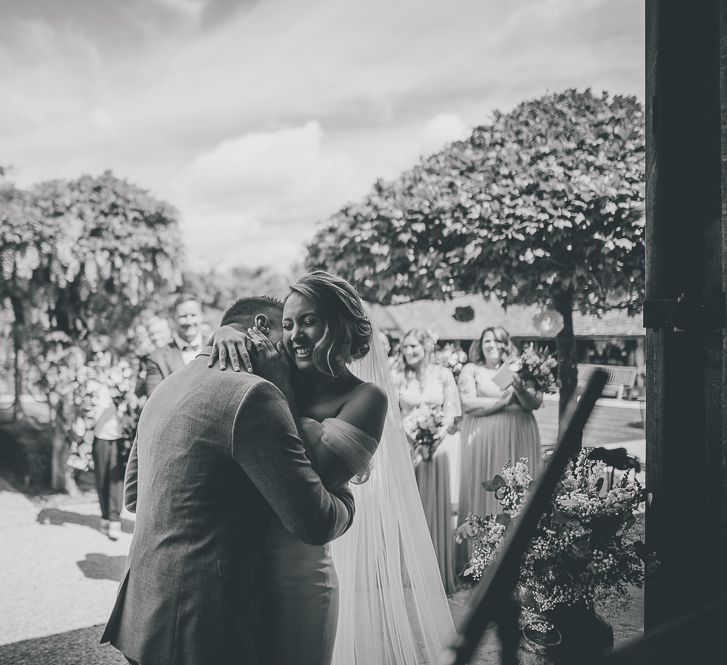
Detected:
left=455, top=326, right=543, bottom=570
left=392, top=329, right=461, bottom=594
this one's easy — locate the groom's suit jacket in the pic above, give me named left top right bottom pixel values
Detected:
left=101, top=347, right=355, bottom=665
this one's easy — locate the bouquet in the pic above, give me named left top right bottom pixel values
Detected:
left=456, top=451, right=654, bottom=618
left=434, top=343, right=468, bottom=379
left=403, top=404, right=445, bottom=462
left=512, top=345, right=558, bottom=394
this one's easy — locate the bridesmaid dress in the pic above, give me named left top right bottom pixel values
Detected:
left=455, top=362, right=542, bottom=570
left=262, top=417, right=375, bottom=665
left=394, top=364, right=461, bottom=594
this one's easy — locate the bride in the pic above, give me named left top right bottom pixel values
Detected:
left=210, top=270, right=455, bottom=664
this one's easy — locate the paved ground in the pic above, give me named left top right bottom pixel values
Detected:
left=0, top=476, right=132, bottom=664
left=0, top=388, right=646, bottom=665
left=0, top=467, right=644, bottom=665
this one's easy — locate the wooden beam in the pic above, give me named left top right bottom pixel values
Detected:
left=645, top=0, right=727, bottom=630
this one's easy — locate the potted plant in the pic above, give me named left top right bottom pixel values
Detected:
left=456, top=450, right=655, bottom=663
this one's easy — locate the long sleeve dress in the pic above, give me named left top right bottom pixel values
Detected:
left=455, top=362, right=542, bottom=570
left=393, top=363, right=461, bottom=594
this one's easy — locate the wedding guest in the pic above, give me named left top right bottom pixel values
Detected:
left=392, top=328, right=460, bottom=594
left=140, top=293, right=204, bottom=396
left=455, top=326, right=542, bottom=570
left=86, top=336, right=125, bottom=541
left=147, top=315, right=172, bottom=349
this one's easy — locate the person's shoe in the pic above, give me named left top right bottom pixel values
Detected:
left=100, top=518, right=110, bottom=534
left=108, top=521, right=122, bottom=541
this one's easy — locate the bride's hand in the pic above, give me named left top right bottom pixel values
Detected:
left=208, top=325, right=253, bottom=373
left=246, top=327, right=291, bottom=391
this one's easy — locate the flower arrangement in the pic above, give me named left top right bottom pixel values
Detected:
left=434, top=343, right=469, bottom=379
left=402, top=403, right=445, bottom=462
left=456, top=451, right=652, bottom=617
left=512, top=345, right=558, bottom=394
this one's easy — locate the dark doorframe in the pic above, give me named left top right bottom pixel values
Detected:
left=644, top=0, right=727, bottom=630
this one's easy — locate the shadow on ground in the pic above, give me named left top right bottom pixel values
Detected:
left=35, top=507, right=133, bottom=534
left=0, top=625, right=126, bottom=665
left=77, top=553, right=127, bottom=581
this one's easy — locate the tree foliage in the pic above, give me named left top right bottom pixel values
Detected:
left=308, top=89, right=644, bottom=310
left=1, top=171, right=183, bottom=336
left=182, top=264, right=294, bottom=312
left=0, top=171, right=183, bottom=487
left=307, top=89, right=645, bottom=413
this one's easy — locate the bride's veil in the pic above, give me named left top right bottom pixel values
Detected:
left=330, top=318, right=456, bottom=664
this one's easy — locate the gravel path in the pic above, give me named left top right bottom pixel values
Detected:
left=0, top=477, right=132, bottom=664
left=0, top=473, right=642, bottom=665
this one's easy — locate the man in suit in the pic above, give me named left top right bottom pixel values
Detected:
left=142, top=293, right=204, bottom=396
left=101, top=295, right=355, bottom=665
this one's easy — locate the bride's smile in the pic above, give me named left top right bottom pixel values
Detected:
left=282, top=292, right=326, bottom=372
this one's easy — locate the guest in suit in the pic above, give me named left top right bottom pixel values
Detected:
left=101, top=296, right=355, bottom=665
left=142, top=293, right=204, bottom=396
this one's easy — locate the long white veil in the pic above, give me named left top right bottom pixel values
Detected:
left=330, top=321, right=456, bottom=664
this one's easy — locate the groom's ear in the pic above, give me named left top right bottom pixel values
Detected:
left=254, top=313, right=271, bottom=333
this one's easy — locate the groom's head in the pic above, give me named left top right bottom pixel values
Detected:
left=220, top=296, right=284, bottom=345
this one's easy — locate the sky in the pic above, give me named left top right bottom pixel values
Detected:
left=1, top=0, right=644, bottom=272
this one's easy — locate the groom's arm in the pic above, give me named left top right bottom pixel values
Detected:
left=231, top=380, right=354, bottom=546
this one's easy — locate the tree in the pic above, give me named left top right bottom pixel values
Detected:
left=182, top=265, right=297, bottom=311
left=0, top=183, right=36, bottom=419
left=0, top=171, right=183, bottom=488
left=307, top=89, right=645, bottom=418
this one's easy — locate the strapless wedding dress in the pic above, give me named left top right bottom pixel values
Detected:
left=261, top=417, right=375, bottom=665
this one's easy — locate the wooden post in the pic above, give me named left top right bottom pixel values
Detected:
left=645, top=0, right=727, bottom=630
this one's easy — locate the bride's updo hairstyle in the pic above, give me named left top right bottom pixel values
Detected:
left=288, top=270, right=373, bottom=376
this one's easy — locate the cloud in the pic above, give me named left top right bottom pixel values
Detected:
left=417, top=114, right=470, bottom=155
left=150, top=0, right=207, bottom=17
left=170, top=121, right=362, bottom=269
left=0, top=0, right=645, bottom=271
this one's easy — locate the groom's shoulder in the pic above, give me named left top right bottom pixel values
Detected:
left=158, top=356, right=265, bottom=405
left=184, top=356, right=266, bottom=390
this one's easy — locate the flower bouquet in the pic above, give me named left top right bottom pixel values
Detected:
left=434, top=343, right=468, bottom=380
left=455, top=451, right=655, bottom=646
left=512, top=345, right=558, bottom=394
left=403, top=404, right=445, bottom=463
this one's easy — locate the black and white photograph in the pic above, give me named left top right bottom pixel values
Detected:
left=1, top=1, right=725, bottom=664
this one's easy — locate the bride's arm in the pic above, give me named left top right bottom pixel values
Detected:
left=337, top=383, right=388, bottom=441
left=315, top=383, right=387, bottom=488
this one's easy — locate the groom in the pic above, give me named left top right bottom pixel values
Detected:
left=101, top=295, right=355, bottom=665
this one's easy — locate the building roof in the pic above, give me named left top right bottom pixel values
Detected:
left=367, top=295, right=643, bottom=340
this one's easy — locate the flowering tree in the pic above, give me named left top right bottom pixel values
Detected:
left=307, top=89, right=645, bottom=416
left=0, top=171, right=183, bottom=488
left=0, top=183, right=36, bottom=418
